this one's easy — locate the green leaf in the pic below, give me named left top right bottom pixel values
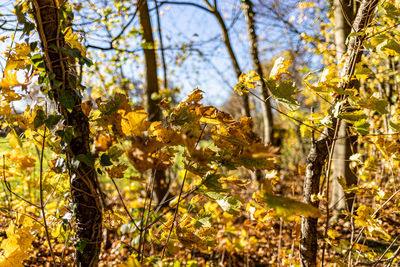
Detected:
left=389, top=121, right=400, bottom=131
left=216, top=196, right=243, bottom=215
left=34, top=108, right=46, bottom=129
left=262, top=194, right=321, bottom=219
left=76, top=153, right=97, bottom=167
left=201, top=190, right=225, bottom=200
left=203, top=173, right=223, bottom=191
left=79, top=55, right=93, bottom=67
left=356, top=96, right=389, bottom=115
left=266, top=78, right=300, bottom=111
left=354, top=119, right=370, bottom=136
left=194, top=214, right=212, bottom=229
left=381, top=39, right=400, bottom=56
left=59, top=90, right=75, bottom=111
left=31, top=53, right=45, bottom=70
left=338, top=110, right=367, bottom=122
left=61, top=47, right=81, bottom=58
left=44, top=114, right=62, bottom=129
left=74, top=240, right=87, bottom=253
left=100, top=154, right=113, bottom=166
left=56, top=126, right=79, bottom=145
left=381, top=2, right=400, bottom=19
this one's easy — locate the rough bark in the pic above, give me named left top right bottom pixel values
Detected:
left=241, top=0, right=274, bottom=144
left=331, top=0, right=359, bottom=218
left=138, top=0, right=169, bottom=204
left=31, top=0, right=103, bottom=266
left=301, top=128, right=334, bottom=267
left=300, top=1, right=380, bottom=266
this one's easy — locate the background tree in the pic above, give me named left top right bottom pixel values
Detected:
left=138, top=0, right=170, bottom=204
left=331, top=0, right=359, bottom=220
left=241, top=0, right=274, bottom=144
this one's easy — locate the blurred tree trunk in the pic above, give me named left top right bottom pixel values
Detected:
left=32, top=0, right=103, bottom=265
left=154, top=0, right=168, bottom=90
left=241, top=0, right=274, bottom=144
left=138, top=0, right=170, bottom=204
left=205, top=0, right=251, bottom=118
left=300, top=1, right=379, bottom=265
left=331, top=0, right=358, bottom=220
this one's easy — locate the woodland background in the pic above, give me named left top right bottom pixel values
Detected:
left=0, top=0, right=400, bottom=266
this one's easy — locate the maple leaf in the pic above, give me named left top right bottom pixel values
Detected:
left=184, top=88, right=204, bottom=104
left=197, top=106, right=234, bottom=125
left=65, top=28, right=87, bottom=56
left=1, top=71, right=29, bottom=91
left=212, top=117, right=260, bottom=148
left=266, top=79, right=300, bottom=111
left=0, top=216, right=37, bottom=267
left=233, top=70, right=260, bottom=95
left=234, top=143, right=278, bottom=170
left=106, top=164, right=128, bottom=178
left=94, top=132, right=115, bottom=152
left=120, top=107, right=150, bottom=137
left=148, top=121, right=182, bottom=145
left=10, top=153, right=36, bottom=170
left=254, top=193, right=321, bottom=220
left=270, top=57, right=291, bottom=81
left=126, top=137, right=175, bottom=172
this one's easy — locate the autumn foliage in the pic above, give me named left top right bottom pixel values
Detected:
left=1, top=0, right=400, bottom=266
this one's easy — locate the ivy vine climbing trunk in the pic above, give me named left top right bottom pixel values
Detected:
left=300, top=0, right=380, bottom=266
left=331, top=0, right=359, bottom=221
left=31, top=0, right=103, bottom=266
left=241, top=0, right=274, bottom=144
left=138, top=0, right=170, bottom=204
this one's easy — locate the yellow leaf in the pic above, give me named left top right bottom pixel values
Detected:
left=120, top=107, right=150, bottom=136
left=0, top=216, right=37, bottom=267
left=94, top=133, right=115, bottom=152
left=184, top=88, right=204, bottom=104
left=81, top=101, right=93, bottom=116
left=233, top=70, right=260, bottom=95
left=1, top=71, right=29, bottom=90
left=64, top=28, right=86, bottom=56
left=7, top=129, right=23, bottom=149
left=327, top=229, right=340, bottom=240
left=255, top=193, right=321, bottom=220
left=148, top=121, right=182, bottom=145
left=270, top=57, right=291, bottom=81
left=297, top=1, right=315, bottom=8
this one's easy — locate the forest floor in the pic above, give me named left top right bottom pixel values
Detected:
left=0, top=166, right=396, bottom=266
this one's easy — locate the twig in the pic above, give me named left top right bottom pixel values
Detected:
left=3, top=155, right=40, bottom=209
left=140, top=170, right=156, bottom=262
left=249, top=91, right=327, bottom=136
left=161, top=124, right=207, bottom=259
left=372, top=235, right=400, bottom=266
left=110, top=177, right=141, bottom=231
left=39, top=126, right=56, bottom=265
left=321, top=118, right=341, bottom=266
left=345, top=189, right=400, bottom=258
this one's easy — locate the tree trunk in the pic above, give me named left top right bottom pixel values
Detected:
left=154, top=0, right=168, bottom=90
left=241, top=0, right=274, bottom=144
left=331, top=0, right=359, bottom=219
left=300, top=1, right=379, bottom=266
left=32, top=1, right=103, bottom=266
left=138, top=0, right=170, bottom=204
left=209, top=3, right=251, bottom=118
